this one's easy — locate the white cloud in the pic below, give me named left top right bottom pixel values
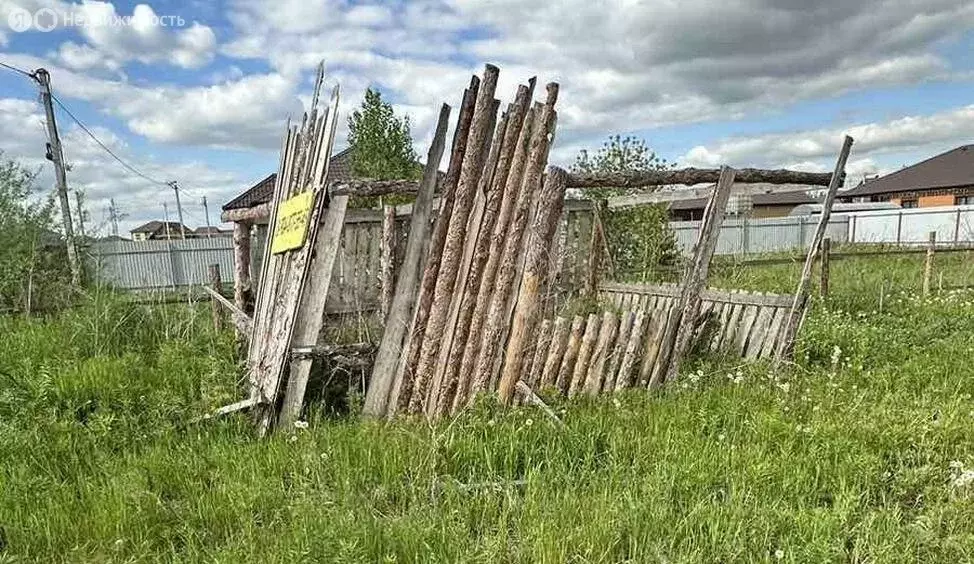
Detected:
left=678, top=105, right=974, bottom=181
left=0, top=96, right=246, bottom=233
left=1, top=0, right=217, bottom=70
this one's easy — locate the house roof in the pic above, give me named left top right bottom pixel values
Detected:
left=194, top=226, right=227, bottom=234
left=223, top=147, right=355, bottom=211
left=130, top=220, right=189, bottom=234
left=841, top=144, right=974, bottom=198
left=666, top=190, right=820, bottom=211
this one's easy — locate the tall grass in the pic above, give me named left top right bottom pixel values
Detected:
left=2, top=279, right=974, bottom=561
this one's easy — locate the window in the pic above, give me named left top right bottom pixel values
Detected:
left=957, top=195, right=974, bottom=206
left=901, top=199, right=918, bottom=209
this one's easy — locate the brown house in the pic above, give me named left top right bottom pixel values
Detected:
left=222, top=147, right=355, bottom=216
left=840, top=145, right=974, bottom=208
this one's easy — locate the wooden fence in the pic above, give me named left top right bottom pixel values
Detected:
left=520, top=282, right=795, bottom=396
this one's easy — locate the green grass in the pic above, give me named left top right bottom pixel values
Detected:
left=2, top=268, right=974, bottom=562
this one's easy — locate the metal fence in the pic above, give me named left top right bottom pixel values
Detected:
left=89, top=238, right=235, bottom=290
left=670, top=215, right=849, bottom=255
left=846, top=205, right=974, bottom=244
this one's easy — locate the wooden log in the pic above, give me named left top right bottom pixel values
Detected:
left=232, top=222, right=253, bottom=315
left=496, top=163, right=568, bottom=404
left=222, top=203, right=272, bottom=224
left=379, top=204, right=396, bottom=319
left=427, top=101, right=503, bottom=415
left=820, top=237, right=831, bottom=298
left=526, top=319, right=553, bottom=389
left=775, top=136, right=854, bottom=365
left=453, top=105, right=538, bottom=408
left=409, top=64, right=499, bottom=414
left=277, top=195, right=350, bottom=427
left=566, top=168, right=834, bottom=190
left=657, top=166, right=736, bottom=385
left=604, top=310, right=634, bottom=392
left=433, top=83, right=533, bottom=415
left=569, top=313, right=601, bottom=397
left=557, top=316, right=586, bottom=393
left=923, top=231, right=936, bottom=296
left=584, top=311, right=618, bottom=396
left=208, top=263, right=224, bottom=332
left=470, top=84, right=560, bottom=401
left=362, top=104, right=451, bottom=418
left=540, top=316, right=570, bottom=389
left=387, top=79, right=478, bottom=415
left=615, top=310, right=647, bottom=391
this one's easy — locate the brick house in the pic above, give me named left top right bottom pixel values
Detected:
left=840, top=145, right=974, bottom=208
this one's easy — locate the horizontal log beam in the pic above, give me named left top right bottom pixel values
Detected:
left=567, top=168, right=836, bottom=189
left=221, top=203, right=271, bottom=224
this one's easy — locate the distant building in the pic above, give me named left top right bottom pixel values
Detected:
left=840, top=145, right=974, bottom=208
left=222, top=147, right=355, bottom=215
left=193, top=226, right=232, bottom=238
left=130, top=221, right=191, bottom=241
left=667, top=191, right=820, bottom=221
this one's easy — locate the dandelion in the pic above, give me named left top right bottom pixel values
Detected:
left=717, top=434, right=725, bottom=442
left=287, top=434, right=298, bottom=443
left=294, top=420, right=309, bottom=430
left=774, top=549, right=784, bottom=559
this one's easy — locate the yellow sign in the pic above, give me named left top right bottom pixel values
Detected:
left=270, top=191, right=314, bottom=254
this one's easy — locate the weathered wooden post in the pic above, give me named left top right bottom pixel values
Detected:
left=923, top=230, right=936, bottom=296
left=655, top=166, right=736, bottom=386
left=775, top=136, right=854, bottom=366
left=379, top=204, right=396, bottom=319
left=209, top=263, right=224, bottom=332
left=232, top=222, right=253, bottom=314
left=820, top=237, right=831, bottom=298
left=584, top=200, right=608, bottom=299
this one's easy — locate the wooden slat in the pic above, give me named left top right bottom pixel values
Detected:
left=584, top=311, right=618, bottom=396
left=600, top=281, right=795, bottom=308
left=604, top=310, right=634, bottom=392
left=557, top=316, right=586, bottom=393
left=569, top=313, right=601, bottom=397
left=744, top=304, right=774, bottom=360
left=640, top=312, right=669, bottom=388
left=760, top=306, right=787, bottom=359
left=541, top=317, right=571, bottom=390
left=615, top=310, right=647, bottom=391
left=526, top=319, right=554, bottom=389
left=734, top=305, right=760, bottom=358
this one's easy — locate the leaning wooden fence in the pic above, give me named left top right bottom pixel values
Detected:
left=519, top=282, right=796, bottom=397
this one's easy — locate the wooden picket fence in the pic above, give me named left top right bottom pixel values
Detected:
left=520, top=282, right=795, bottom=396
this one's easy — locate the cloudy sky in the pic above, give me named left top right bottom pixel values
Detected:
left=1, top=0, right=972, bottom=235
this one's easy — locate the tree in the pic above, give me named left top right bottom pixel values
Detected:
left=347, top=88, right=420, bottom=182
left=572, top=135, right=678, bottom=281
left=0, top=153, right=71, bottom=313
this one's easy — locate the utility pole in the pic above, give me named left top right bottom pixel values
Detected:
left=168, top=180, right=186, bottom=238
left=74, top=191, right=86, bottom=240
left=163, top=202, right=172, bottom=240
left=108, top=198, right=120, bottom=238
left=34, top=68, right=81, bottom=285
left=202, top=196, right=212, bottom=238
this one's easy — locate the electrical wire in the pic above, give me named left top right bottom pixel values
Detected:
left=0, top=60, right=33, bottom=78
left=50, top=93, right=172, bottom=187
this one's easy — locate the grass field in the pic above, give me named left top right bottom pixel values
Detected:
left=2, top=258, right=974, bottom=562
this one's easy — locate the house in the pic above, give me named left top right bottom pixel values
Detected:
left=193, top=226, right=232, bottom=238
left=665, top=190, right=820, bottom=221
left=840, top=145, right=974, bottom=208
left=222, top=147, right=355, bottom=217
left=130, top=220, right=191, bottom=241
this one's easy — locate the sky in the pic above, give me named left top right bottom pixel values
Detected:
left=0, top=0, right=972, bottom=235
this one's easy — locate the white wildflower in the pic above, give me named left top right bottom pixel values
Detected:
left=774, top=549, right=784, bottom=559
left=612, top=398, right=622, bottom=409
left=717, top=434, right=725, bottom=442
left=294, top=420, right=309, bottom=430
left=524, top=418, right=533, bottom=427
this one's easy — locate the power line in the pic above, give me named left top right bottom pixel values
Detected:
left=49, top=92, right=171, bottom=187
left=0, top=60, right=33, bottom=78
